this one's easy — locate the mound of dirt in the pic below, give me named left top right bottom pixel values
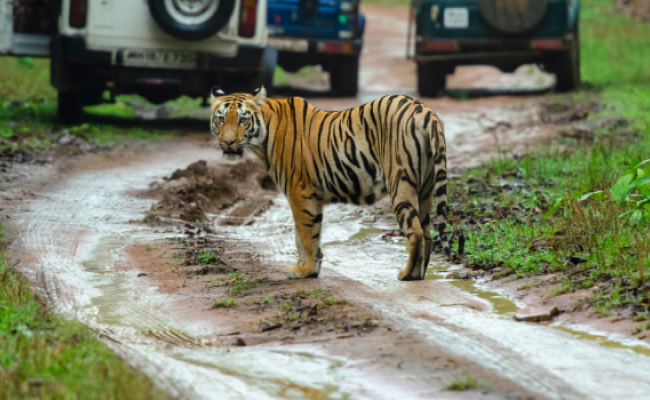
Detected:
left=147, top=159, right=276, bottom=223
left=618, top=0, right=650, bottom=22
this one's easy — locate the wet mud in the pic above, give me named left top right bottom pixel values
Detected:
left=3, top=4, right=650, bottom=400
left=143, top=157, right=276, bottom=223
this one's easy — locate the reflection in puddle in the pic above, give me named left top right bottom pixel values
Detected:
left=553, top=326, right=650, bottom=357
left=425, top=263, right=517, bottom=316
left=77, top=235, right=368, bottom=399
left=344, top=223, right=650, bottom=355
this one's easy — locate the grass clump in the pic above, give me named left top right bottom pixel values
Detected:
left=445, top=372, right=483, bottom=391
left=211, top=298, right=237, bottom=308
left=0, top=224, right=170, bottom=399
left=441, top=0, right=650, bottom=318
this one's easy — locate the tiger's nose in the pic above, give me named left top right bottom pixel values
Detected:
left=224, top=139, right=235, bottom=146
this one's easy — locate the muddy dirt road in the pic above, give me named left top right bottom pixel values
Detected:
left=3, top=5, right=650, bottom=400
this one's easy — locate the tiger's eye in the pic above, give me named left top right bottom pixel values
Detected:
left=218, top=117, right=224, bottom=124
left=239, top=118, right=246, bottom=124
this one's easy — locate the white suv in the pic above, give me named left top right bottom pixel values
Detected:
left=0, top=0, right=274, bottom=123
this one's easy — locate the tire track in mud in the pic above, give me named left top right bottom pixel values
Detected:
left=7, top=147, right=426, bottom=400
left=9, top=138, right=650, bottom=400
left=225, top=195, right=650, bottom=400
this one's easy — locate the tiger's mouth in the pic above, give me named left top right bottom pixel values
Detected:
left=223, top=147, right=244, bottom=160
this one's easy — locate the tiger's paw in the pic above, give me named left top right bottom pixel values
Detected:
left=398, top=267, right=424, bottom=281
left=285, top=264, right=319, bottom=279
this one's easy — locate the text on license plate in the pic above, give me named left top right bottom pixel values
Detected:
left=122, top=49, right=197, bottom=69
left=444, top=8, right=469, bottom=29
left=268, top=38, right=309, bottom=53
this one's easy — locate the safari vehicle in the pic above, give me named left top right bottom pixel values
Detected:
left=0, top=0, right=273, bottom=123
left=411, top=0, right=581, bottom=97
left=267, top=0, right=365, bottom=96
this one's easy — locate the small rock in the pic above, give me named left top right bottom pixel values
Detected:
left=291, top=323, right=304, bottom=331
left=445, top=268, right=472, bottom=279
left=58, top=132, right=74, bottom=145
left=234, top=337, right=246, bottom=346
left=337, top=333, right=355, bottom=339
left=515, top=305, right=559, bottom=322
left=260, top=322, right=282, bottom=332
left=570, top=256, right=587, bottom=265
left=364, top=319, right=380, bottom=328
left=137, top=273, right=148, bottom=277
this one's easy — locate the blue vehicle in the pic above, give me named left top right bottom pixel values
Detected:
left=267, top=0, right=365, bottom=96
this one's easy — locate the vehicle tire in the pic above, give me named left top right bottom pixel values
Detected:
left=263, top=45, right=278, bottom=96
left=478, top=0, right=548, bottom=34
left=546, top=33, right=580, bottom=92
left=417, top=61, right=450, bottom=98
left=56, top=90, right=84, bottom=124
left=149, top=0, right=236, bottom=41
left=329, top=55, right=359, bottom=97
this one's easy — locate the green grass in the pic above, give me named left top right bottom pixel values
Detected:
left=441, top=0, right=650, bottom=317
left=445, top=372, right=483, bottom=391
left=0, top=224, right=171, bottom=399
left=211, top=298, right=237, bottom=308
left=580, top=0, right=650, bottom=129
left=0, top=57, right=55, bottom=102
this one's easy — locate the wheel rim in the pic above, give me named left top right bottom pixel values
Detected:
left=163, top=0, right=219, bottom=25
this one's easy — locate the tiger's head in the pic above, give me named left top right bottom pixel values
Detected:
left=209, top=86, right=266, bottom=161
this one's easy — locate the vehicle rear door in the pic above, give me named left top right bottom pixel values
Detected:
left=0, top=0, right=60, bottom=56
left=268, top=0, right=338, bottom=38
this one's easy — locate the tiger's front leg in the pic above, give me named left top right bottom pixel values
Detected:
left=285, top=193, right=323, bottom=279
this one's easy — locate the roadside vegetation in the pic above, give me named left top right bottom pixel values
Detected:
left=0, top=57, right=185, bottom=163
left=445, top=0, right=650, bottom=323
left=445, top=372, right=484, bottom=391
left=0, top=225, right=171, bottom=400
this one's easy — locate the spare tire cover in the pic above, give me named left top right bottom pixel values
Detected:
left=149, top=0, right=236, bottom=41
left=478, top=0, right=548, bottom=34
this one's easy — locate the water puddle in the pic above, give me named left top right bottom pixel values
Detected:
left=553, top=326, right=650, bottom=357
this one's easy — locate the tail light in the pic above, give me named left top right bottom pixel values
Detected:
left=239, top=0, right=258, bottom=38
left=422, top=40, right=459, bottom=52
left=531, top=39, right=566, bottom=50
left=69, top=0, right=88, bottom=28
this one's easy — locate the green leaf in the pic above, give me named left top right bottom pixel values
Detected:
left=634, top=159, right=650, bottom=169
left=631, top=176, right=650, bottom=188
left=611, top=173, right=635, bottom=203
left=577, top=191, right=605, bottom=201
left=629, top=157, right=640, bottom=170
left=543, top=198, right=563, bottom=221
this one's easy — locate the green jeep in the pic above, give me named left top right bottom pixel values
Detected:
left=413, top=0, right=580, bottom=96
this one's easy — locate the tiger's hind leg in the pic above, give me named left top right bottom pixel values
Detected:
left=418, top=190, right=435, bottom=278
left=285, top=195, right=323, bottom=279
left=393, top=183, right=426, bottom=281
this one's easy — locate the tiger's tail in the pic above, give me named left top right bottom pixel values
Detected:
left=432, top=116, right=452, bottom=258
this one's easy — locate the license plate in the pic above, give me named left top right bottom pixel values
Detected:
left=122, top=49, right=197, bottom=69
left=268, top=38, right=309, bottom=53
left=444, top=8, right=469, bottom=29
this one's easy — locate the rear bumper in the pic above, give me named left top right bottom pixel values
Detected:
left=268, top=36, right=363, bottom=56
left=56, top=36, right=264, bottom=71
left=414, top=34, right=575, bottom=63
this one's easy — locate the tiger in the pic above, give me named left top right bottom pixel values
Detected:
left=209, top=86, right=452, bottom=281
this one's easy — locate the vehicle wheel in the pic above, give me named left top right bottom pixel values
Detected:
left=329, top=55, right=359, bottom=97
left=417, top=61, right=449, bottom=98
left=263, top=46, right=278, bottom=96
left=478, top=0, right=548, bottom=34
left=547, top=33, right=580, bottom=92
left=56, top=90, right=84, bottom=124
left=149, top=0, right=236, bottom=41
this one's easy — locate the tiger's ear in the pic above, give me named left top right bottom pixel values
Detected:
left=211, top=86, right=225, bottom=103
left=252, top=86, right=266, bottom=106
